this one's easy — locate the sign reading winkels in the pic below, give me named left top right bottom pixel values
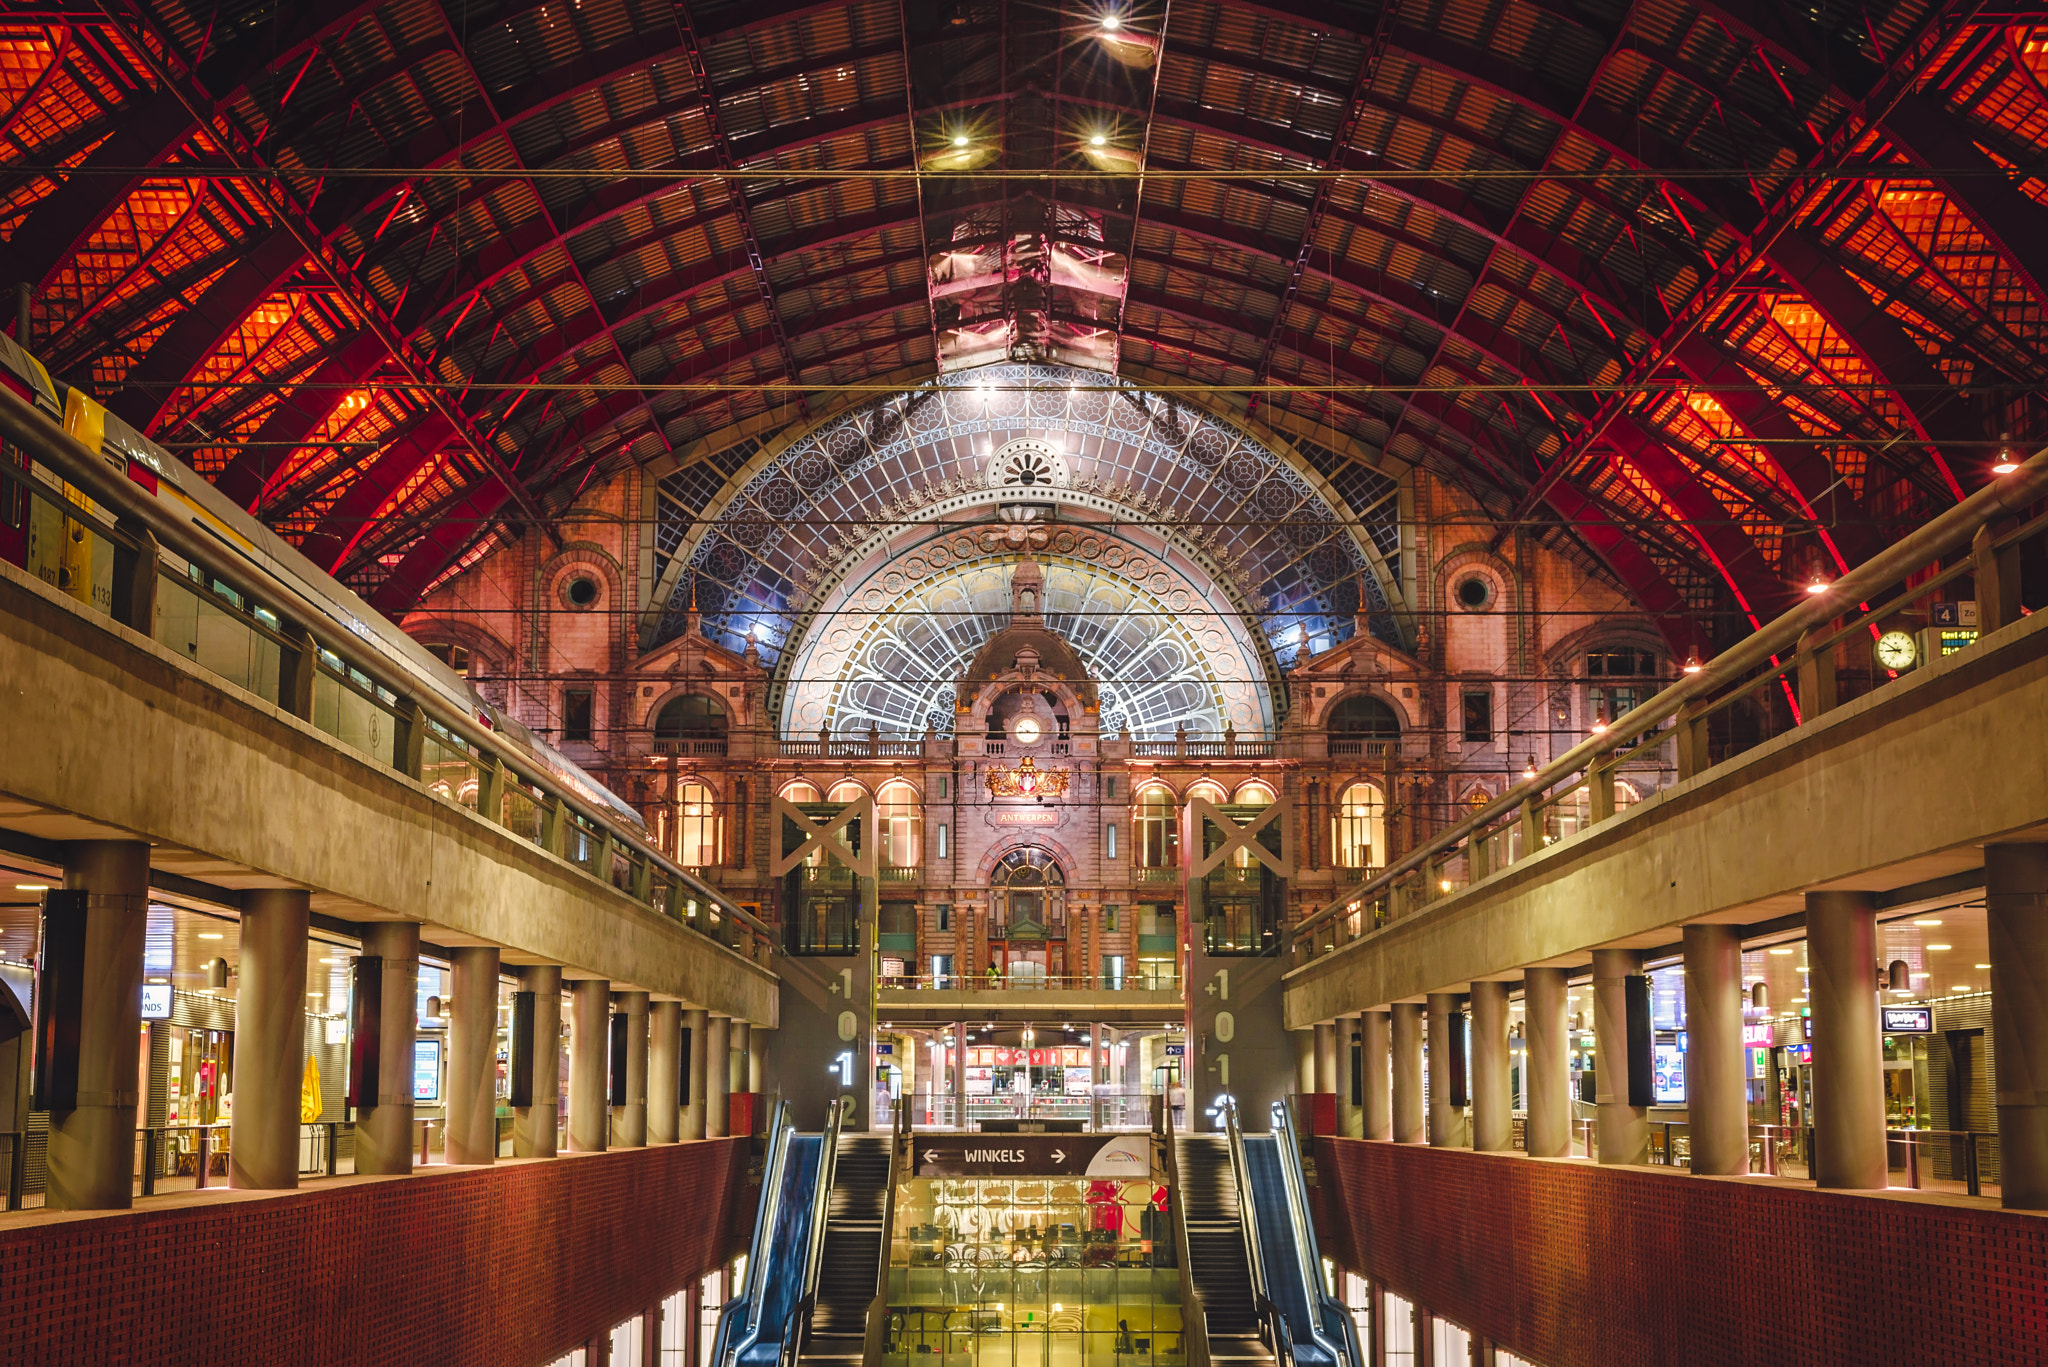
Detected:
left=911, top=1133, right=1160, bottom=1179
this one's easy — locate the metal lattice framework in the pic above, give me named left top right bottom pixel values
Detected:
left=7, top=0, right=2048, bottom=643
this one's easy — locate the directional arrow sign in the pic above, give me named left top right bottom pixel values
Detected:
left=909, top=1134, right=1155, bottom=1177
left=1050, top=1149, right=1066, bottom=1163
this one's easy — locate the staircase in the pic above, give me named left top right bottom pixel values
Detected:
left=800, top=1132, right=892, bottom=1364
left=1176, top=1134, right=1273, bottom=1365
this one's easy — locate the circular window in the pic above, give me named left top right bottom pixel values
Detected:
left=1454, top=575, right=1493, bottom=610
left=564, top=575, right=600, bottom=609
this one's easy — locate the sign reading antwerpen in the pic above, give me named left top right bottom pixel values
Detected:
left=912, top=1133, right=1158, bottom=1179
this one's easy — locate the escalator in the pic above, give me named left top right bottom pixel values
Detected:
left=1175, top=1132, right=1271, bottom=1364
left=711, top=1100, right=841, bottom=1367
left=799, top=1130, right=893, bottom=1364
left=1226, top=1101, right=1364, bottom=1367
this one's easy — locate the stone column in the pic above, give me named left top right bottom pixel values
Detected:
left=1469, top=982, right=1511, bottom=1153
left=1523, top=968, right=1571, bottom=1159
left=952, top=1020, right=967, bottom=1128
left=649, top=1002, right=682, bottom=1143
left=444, top=945, right=500, bottom=1166
left=1591, top=948, right=1647, bottom=1165
left=1390, top=1003, right=1424, bottom=1144
left=355, top=921, right=421, bottom=1176
left=682, top=1008, right=708, bottom=1140
left=229, top=887, right=309, bottom=1190
left=1425, top=993, right=1467, bottom=1148
left=614, top=991, right=649, bottom=1148
left=569, top=978, right=611, bottom=1152
left=1807, top=890, right=1886, bottom=1189
left=730, top=1019, right=752, bottom=1113
left=1682, top=925, right=1748, bottom=1176
left=44, top=841, right=150, bottom=1209
left=1314, top=1022, right=1337, bottom=1095
left=1337, top=1014, right=1363, bottom=1137
left=1989, top=843, right=2048, bottom=1209
left=1293, top=1030, right=1316, bottom=1097
left=514, top=966, right=561, bottom=1158
left=705, top=1015, right=731, bottom=1138
left=1361, top=1011, right=1392, bottom=1141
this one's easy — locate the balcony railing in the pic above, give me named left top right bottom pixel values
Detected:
left=877, top=972, right=1182, bottom=994
left=1326, top=738, right=1393, bottom=758
left=1129, top=736, right=1276, bottom=758
left=652, top=737, right=728, bottom=756
left=778, top=736, right=924, bottom=757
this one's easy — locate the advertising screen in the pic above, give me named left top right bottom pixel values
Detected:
left=1652, top=1041, right=1686, bottom=1104
left=412, top=1038, right=442, bottom=1103
left=140, top=983, right=172, bottom=1020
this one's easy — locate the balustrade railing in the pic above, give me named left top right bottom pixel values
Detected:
left=1289, top=446, right=2048, bottom=965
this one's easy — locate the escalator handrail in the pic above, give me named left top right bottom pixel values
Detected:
left=1271, top=1100, right=1364, bottom=1367
left=1220, top=1099, right=1276, bottom=1339
left=798, top=1093, right=846, bottom=1312
left=717, top=1100, right=796, bottom=1367
left=862, top=1084, right=913, bottom=1361
left=1162, top=1085, right=1211, bottom=1367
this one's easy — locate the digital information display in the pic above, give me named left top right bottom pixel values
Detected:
left=412, top=1038, right=442, bottom=1103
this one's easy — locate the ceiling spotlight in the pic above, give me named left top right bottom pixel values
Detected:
left=1590, top=716, right=1607, bottom=735
left=1522, top=756, right=1538, bottom=780
left=1913, top=919, right=1943, bottom=927
left=1439, top=879, right=1452, bottom=892
left=1806, top=574, right=1829, bottom=594
left=1682, top=652, right=1702, bottom=674
left=1994, top=432, right=2019, bottom=475
left=198, top=932, right=224, bottom=940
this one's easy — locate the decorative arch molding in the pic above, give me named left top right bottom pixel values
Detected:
left=972, top=837, right=1080, bottom=885
left=643, top=362, right=1415, bottom=670
left=1317, top=682, right=1423, bottom=736
left=640, top=681, right=735, bottom=733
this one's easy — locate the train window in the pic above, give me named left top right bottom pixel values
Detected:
left=563, top=688, right=594, bottom=742
left=565, top=576, right=599, bottom=609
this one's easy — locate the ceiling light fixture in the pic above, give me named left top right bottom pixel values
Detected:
left=1806, top=574, right=1829, bottom=594
left=1682, top=653, right=1702, bottom=674
left=1994, top=433, right=2019, bottom=475
left=1975, top=963, right=1992, bottom=969
left=198, top=932, right=224, bottom=940
left=1912, top=919, right=1942, bottom=927
left=1590, top=716, right=1607, bottom=734
left=1101, top=14, right=1122, bottom=30
left=1928, top=944, right=1952, bottom=951
left=14, top=882, right=49, bottom=891
left=1522, top=756, right=1538, bottom=780
left=953, top=133, right=969, bottom=147
left=1090, top=133, right=1107, bottom=146
left=1768, top=947, right=1795, bottom=955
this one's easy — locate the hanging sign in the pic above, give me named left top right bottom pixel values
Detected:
left=911, top=1133, right=1157, bottom=1178
left=1882, top=1006, right=1934, bottom=1034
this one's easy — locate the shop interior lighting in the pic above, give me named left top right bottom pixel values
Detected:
left=1976, top=963, right=1992, bottom=969
left=198, top=932, right=224, bottom=940
left=1912, top=919, right=1943, bottom=926
left=14, top=883, right=48, bottom=891
left=1954, top=986, right=1972, bottom=993
left=1928, top=944, right=1952, bottom=951
left=1768, top=947, right=1795, bottom=955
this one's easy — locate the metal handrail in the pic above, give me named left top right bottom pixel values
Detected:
left=1161, top=1087, right=1212, bottom=1367
left=862, top=1085, right=913, bottom=1362
left=0, top=383, right=775, bottom=953
left=1220, top=1098, right=1274, bottom=1350
left=799, top=1093, right=845, bottom=1316
left=1293, top=443, right=2048, bottom=944
left=715, top=1099, right=795, bottom=1367
left=1272, top=1100, right=1362, bottom=1367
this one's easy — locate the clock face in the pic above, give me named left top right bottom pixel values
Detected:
left=1876, top=630, right=1917, bottom=671
left=1011, top=716, right=1043, bottom=745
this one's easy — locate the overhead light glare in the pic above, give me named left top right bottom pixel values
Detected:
left=198, top=932, right=224, bottom=940
left=1994, top=432, right=2019, bottom=474
left=1768, top=947, right=1795, bottom=955
left=1927, top=944, right=1952, bottom=951
left=1522, top=756, right=1537, bottom=780
left=1912, top=919, right=1942, bottom=926
left=1101, top=14, right=1122, bottom=30
left=14, top=883, right=49, bottom=891
left=1806, top=574, right=1829, bottom=594
left=1682, top=653, right=1702, bottom=674
left=953, top=133, right=969, bottom=147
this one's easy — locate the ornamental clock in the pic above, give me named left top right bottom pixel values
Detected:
left=1874, top=630, right=1917, bottom=671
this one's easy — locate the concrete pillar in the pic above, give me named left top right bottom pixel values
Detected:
left=229, top=887, right=309, bottom=1190
left=355, top=921, right=420, bottom=1176
left=649, top=1002, right=682, bottom=1143
left=1390, top=1003, right=1424, bottom=1144
left=1523, top=968, right=1571, bottom=1158
left=443, top=946, right=500, bottom=1166
left=1682, top=925, right=1748, bottom=1176
left=569, top=978, right=611, bottom=1152
left=1361, top=1011, right=1392, bottom=1141
left=1293, top=1030, right=1316, bottom=1096
left=1592, top=948, right=1647, bottom=1165
left=1988, top=843, right=2048, bottom=1209
left=730, top=1020, right=751, bottom=1097
left=614, top=991, right=649, bottom=1148
left=682, top=1008, right=708, bottom=1140
left=1470, top=982, right=1510, bottom=1153
left=44, top=841, right=150, bottom=1209
left=1338, top=1013, right=1362, bottom=1137
left=1807, top=891, right=1886, bottom=1189
left=749, top=1035, right=764, bottom=1094
left=513, top=966, right=561, bottom=1158
left=705, top=1015, right=731, bottom=1138
left=1314, top=1022, right=1338, bottom=1094
left=1425, top=993, right=1467, bottom=1148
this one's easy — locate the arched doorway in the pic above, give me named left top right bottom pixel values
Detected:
left=990, top=847, right=1067, bottom=988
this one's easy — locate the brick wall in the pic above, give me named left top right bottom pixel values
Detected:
left=1314, top=1136, right=2048, bottom=1367
left=0, top=1139, right=753, bottom=1367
